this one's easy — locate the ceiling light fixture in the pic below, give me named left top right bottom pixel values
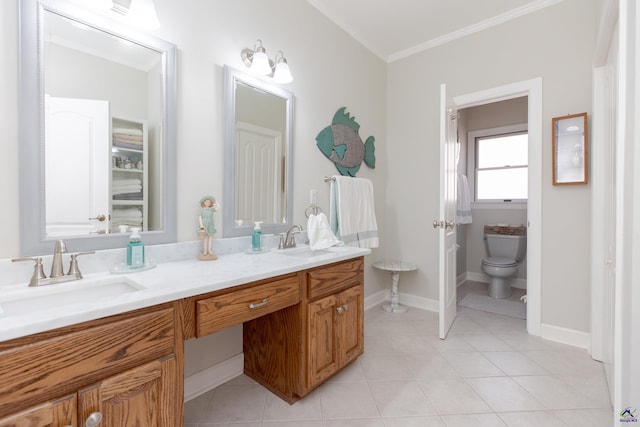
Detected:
left=241, top=40, right=294, bottom=84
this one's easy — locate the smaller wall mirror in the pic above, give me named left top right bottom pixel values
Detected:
left=223, top=66, right=294, bottom=238
left=552, top=112, right=588, bottom=185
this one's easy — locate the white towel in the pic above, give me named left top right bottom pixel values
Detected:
left=456, top=173, right=472, bottom=224
left=113, top=178, right=142, bottom=186
left=112, top=208, right=142, bottom=218
left=112, top=127, right=143, bottom=137
left=307, top=212, right=342, bottom=250
left=330, top=176, right=379, bottom=248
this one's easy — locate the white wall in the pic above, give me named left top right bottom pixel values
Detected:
left=0, top=0, right=387, bottom=375
left=386, top=0, right=597, bottom=333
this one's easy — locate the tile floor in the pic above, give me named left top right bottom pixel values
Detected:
left=184, top=282, right=612, bottom=426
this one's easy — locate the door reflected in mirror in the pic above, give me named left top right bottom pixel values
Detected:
left=223, top=66, right=294, bottom=238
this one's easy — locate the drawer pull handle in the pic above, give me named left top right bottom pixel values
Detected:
left=85, top=411, right=103, bottom=427
left=249, top=298, right=269, bottom=309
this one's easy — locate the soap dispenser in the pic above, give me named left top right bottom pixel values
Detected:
left=127, top=227, right=145, bottom=268
left=252, top=221, right=263, bottom=251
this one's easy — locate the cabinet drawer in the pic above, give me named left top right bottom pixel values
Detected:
left=196, top=275, right=300, bottom=337
left=307, top=258, right=363, bottom=300
left=0, top=307, right=175, bottom=416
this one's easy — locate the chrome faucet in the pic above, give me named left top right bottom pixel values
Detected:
left=12, top=240, right=94, bottom=287
left=279, top=225, right=303, bottom=249
left=50, top=240, right=67, bottom=278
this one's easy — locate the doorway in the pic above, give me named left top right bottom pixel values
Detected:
left=441, top=78, right=542, bottom=337
left=456, top=98, right=529, bottom=321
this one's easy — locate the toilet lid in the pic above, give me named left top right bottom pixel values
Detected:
left=483, top=257, right=517, bottom=267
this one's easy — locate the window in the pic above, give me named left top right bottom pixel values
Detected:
left=468, top=125, right=528, bottom=205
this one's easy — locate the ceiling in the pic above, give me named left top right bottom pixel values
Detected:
left=306, top=0, right=564, bottom=62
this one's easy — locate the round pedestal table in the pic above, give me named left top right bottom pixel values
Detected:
left=373, top=260, right=418, bottom=313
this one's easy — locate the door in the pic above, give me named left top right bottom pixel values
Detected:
left=45, top=96, right=110, bottom=236
left=437, top=83, right=458, bottom=339
left=0, top=394, right=76, bottom=427
left=78, top=357, right=177, bottom=427
left=307, top=293, right=339, bottom=388
left=235, top=121, right=283, bottom=224
left=338, top=285, right=364, bottom=366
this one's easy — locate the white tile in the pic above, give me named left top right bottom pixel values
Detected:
left=482, top=351, right=548, bottom=376
left=360, top=354, right=413, bottom=381
left=558, top=373, right=612, bottom=408
left=319, top=382, right=381, bottom=419
left=262, top=389, right=322, bottom=421
left=428, top=335, right=476, bottom=353
left=206, top=384, right=267, bottom=422
left=522, top=350, right=605, bottom=376
left=419, top=379, right=492, bottom=414
left=440, top=413, right=508, bottom=427
left=442, top=352, right=505, bottom=377
left=368, top=381, right=437, bottom=417
left=466, top=377, right=544, bottom=412
left=463, top=334, right=513, bottom=352
left=261, top=421, right=323, bottom=427
left=402, top=353, right=460, bottom=380
left=497, top=411, right=568, bottom=427
left=512, top=375, right=602, bottom=410
left=553, top=408, right=614, bottom=426
left=382, top=416, right=446, bottom=426
left=322, top=419, right=386, bottom=427
left=327, top=359, right=368, bottom=383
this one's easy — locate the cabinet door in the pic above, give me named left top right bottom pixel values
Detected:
left=338, top=285, right=364, bottom=367
left=78, top=356, right=177, bottom=427
left=0, top=394, right=76, bottom=427
left=307, top=293, right=339, bottom=388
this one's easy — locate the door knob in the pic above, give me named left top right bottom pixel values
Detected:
left=445, top=221, right=455, bottom=229
left=433, top=220, right=455, bottom=229
left=433, top=220, right=443, bottom=229
left=89, top=214, right=106, bottom=222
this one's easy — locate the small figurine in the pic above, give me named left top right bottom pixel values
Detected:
left=198, top=195, right=220, bottom=261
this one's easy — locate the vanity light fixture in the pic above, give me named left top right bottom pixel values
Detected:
left=241, top=40, right=294, bottom=83
left=125, top=0, right=160, bottom=30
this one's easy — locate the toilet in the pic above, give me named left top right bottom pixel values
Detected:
left=481, top=225, right=527, bottom=299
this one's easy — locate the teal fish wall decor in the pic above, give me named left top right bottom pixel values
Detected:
left=315, top=107, right=375, bottom=177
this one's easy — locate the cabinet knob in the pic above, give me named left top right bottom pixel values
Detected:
left=336, top=306, right=344, bottom=315
left=85, top=411, right=103, bottom=427
left=342, top=303, right=349, bottom=311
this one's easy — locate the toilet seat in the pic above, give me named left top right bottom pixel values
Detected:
left=482, top=257, right=517, bottom=268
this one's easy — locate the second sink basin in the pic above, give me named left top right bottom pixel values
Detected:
left=0, top=277, right=145, bottom=316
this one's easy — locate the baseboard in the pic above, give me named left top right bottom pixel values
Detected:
left=465, top=272, right=527, bottom=290
left=365, top=289, right=439, bottom=313
left=540, top=323, right=590, bottom=349
left=364, top=289, right=388, bottom=310
left=184, top=353, right=244, bottom=402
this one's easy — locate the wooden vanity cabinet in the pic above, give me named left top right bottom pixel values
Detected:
left=0, top=303, right=184, bottom=427
left=243, top=257, right=364, bottom=403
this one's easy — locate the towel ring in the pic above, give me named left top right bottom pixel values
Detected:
left=305, top=204, right=323, bottom=218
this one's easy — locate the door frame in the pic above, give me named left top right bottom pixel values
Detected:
left=451, top=78, right=543, bottom=336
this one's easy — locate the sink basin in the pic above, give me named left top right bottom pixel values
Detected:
left=0, top=277, right=145, bottom=316
left=277, top=247, right=330, bottom=258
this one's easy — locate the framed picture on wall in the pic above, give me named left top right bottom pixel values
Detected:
left=552, top=112, right=588, bottom=185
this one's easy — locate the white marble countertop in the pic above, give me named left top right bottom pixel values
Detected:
left=0, top=245, right=370, bottom=342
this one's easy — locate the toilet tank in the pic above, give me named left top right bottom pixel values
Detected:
left=484, top=233, right=527, bottom=262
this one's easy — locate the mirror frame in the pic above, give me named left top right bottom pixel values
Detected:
left=551, top=112, right=588, bottom=185
left=18, top=0, right=177, bottom=256
left=222, top=65, right=294, bottom=238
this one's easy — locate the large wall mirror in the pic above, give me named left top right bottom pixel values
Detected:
left=223, top=66, right=294, bottom=238
left=19, top=0, right=177, bottom=255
